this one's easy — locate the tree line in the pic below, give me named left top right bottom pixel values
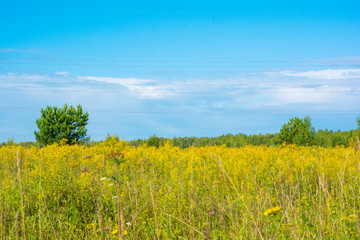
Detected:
left=2, top=104, right=359, bottom=148
left=128, top=129, right=360, bottom=148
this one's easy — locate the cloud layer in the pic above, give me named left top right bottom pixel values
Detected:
left=1, top=67, right=359, bottom=141
left=1, top=68, right=360, bottom=105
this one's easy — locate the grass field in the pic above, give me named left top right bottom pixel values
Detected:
left=1, top=138, right=359, bottom=239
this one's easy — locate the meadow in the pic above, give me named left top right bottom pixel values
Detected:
left=0, top=137, right=359, bottom=239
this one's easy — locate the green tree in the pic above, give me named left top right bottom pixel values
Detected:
left=147, top=134, right=161, bottom=147
left=34, top=104, right=89, bottom=145
left=357, top=116, right=360, bottom=130
left=279, top=116, right=315, bottom=146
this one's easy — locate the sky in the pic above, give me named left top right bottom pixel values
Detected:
left=1, top=0, right=360, bottom=142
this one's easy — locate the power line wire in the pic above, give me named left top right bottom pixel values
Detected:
left=89, top=122, right=355, bottom=128
left=0, top=107, right=358, bottom=115
left=1, top=61, right=359, bottom=68
left=2, top=81, right=360, bottom=87
left=0, top=88, right=359, bottom=93
left=2, top=57, right=359, bottom=64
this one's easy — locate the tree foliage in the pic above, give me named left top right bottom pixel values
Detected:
left=147, top=135, right=161, bottom=147
left=279, top=116, right=315, bottom=146
left=34, top=104, right=89, bottom=145
left=357, top=116, right=360, bottom=130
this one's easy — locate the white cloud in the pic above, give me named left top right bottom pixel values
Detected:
left=55, top=71, right=71, bottom=76
left=271, top=87, right=332, bottom=104
left=80, top=76, right=154, bottom=85
left=80, top=76, right=177, bottom=99
left=267, top=84, right=356, bottom=105
left=277, top=69, right=360, bottom=80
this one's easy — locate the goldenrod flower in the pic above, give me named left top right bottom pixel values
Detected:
left=264, top=206, right=281, bottom=216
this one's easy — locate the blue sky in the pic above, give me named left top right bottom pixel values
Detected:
left=1, top=0, right=360, bottom=142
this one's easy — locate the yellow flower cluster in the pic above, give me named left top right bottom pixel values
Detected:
left=264, top=206, right=281, bottom=216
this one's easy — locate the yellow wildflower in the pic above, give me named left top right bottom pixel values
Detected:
left=264, top=206, right=281, bottom=216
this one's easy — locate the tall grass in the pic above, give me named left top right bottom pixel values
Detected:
left=0, top=139, right=359, bottom=239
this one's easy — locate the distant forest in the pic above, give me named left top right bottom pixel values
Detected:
left=128, top=129, right=360, bottom=148
left=2, top=129, right=359, bottom=149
